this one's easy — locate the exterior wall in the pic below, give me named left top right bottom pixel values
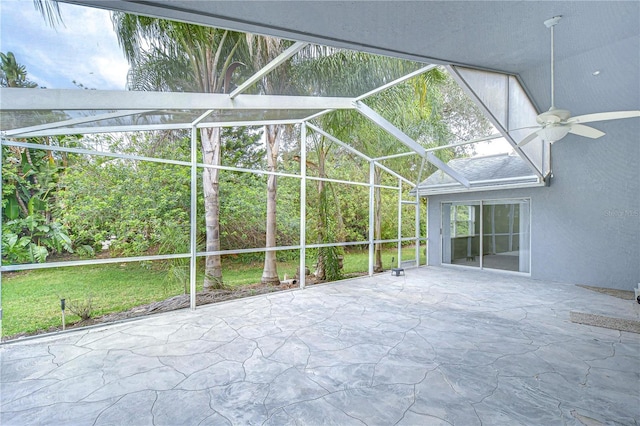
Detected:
left=427, top=120, right=640, bottom=290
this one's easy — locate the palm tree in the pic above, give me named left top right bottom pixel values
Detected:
left=111, top=14, right=245, bottom=290
left=243, top=35, right=297, bottom=286
left=0, top=52, right=38, bottom=88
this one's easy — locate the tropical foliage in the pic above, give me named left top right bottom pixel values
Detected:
left=2, top=12, right=492, bottom=294
left=1, top=8, right=498, bottom=338
left=1, top=52, right=38, bottom=88
left=1, top=52, right=77, bottom=264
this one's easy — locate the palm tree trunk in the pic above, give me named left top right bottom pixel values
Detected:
left=261, top=125, right=281, bottom=285
left=315, top=145, right=327, bottom=280
left=329, top=184, right=345, bottom=242
left=201, top=127, right=223, bottom=289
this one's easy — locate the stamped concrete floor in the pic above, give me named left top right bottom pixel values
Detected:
left=2, top=267, right=639, bottom=425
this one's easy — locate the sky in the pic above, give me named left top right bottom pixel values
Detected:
left=0, top=0, right=129, bottom=89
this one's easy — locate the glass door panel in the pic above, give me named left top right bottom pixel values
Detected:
left=481, top=200, right=530, bottom=272
left=482, top=203, right=519, bottom=271
left=442, top=202, right=481, bottom=267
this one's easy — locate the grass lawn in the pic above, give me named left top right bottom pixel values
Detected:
left=1, top=246, right=425, bottom=338
left=1, top=263, right=177, bottom=338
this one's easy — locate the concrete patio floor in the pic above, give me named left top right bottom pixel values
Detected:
left=2, top=266, right=639, bottom=425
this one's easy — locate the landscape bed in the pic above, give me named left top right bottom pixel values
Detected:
left=1, top=247, right=424, bottom=340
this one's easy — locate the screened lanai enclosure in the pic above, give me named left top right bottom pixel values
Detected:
left=0, top=5, right=550, bottom=337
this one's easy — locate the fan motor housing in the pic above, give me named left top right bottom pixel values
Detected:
left=537, top=108, right=571, bottom=125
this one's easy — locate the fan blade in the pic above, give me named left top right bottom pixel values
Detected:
left=517, top=131, right=539, bottom=147
left=568, top=124, right=605, bottom=139
left=569, top=110, right=640, bottom=124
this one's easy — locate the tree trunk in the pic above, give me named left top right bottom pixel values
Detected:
left=330, top=184, right=346, bottom=242
left=261, top=125, right=281, bottom=285
left=374, top=168, right=383, bottom=272
left=315, top=144, right=327, bottom=281
left=201, top=127, right=224, bottom=290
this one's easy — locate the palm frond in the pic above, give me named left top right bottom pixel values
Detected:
left=33, top=0, right=64, bottom=28
left=112, top=14, right=246, bottom=94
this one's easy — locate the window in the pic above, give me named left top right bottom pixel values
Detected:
left=450, top=204, right=476, bottom=238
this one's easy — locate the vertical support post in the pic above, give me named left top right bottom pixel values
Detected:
left=425, top=198, right=429, bottom=266
left=508, top=204, right=515, bottom=252
left=416, top=157, right=425, bottom=267
left=61, top=299, right=66, bottom=331
left=189, top=126, right=198, bottom=310
left=397, top=178, right=402, bottom=268
left=491, top=204, right=496, bottom=254
left=479, top=203, right=484, bottom=269
left=299, top=124, right=307, bottom=289
left=368, top=161, right=375, bottom=276
left=415, top=192, right=420, bottom=267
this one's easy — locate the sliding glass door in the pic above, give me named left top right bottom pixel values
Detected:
left=442, top=199, right=530, bottom=273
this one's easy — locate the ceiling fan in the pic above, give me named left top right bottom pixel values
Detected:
left=518, top=16, right=640, bottom=147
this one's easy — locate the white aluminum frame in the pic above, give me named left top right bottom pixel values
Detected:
left=0, top=56, right=546, bottom=326
left=0, top=88, right=355, bottom=111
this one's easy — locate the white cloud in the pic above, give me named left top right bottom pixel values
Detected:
left=0, top=0, right=129, bottom=90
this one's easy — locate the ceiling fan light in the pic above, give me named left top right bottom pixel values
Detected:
left=539, top=125, right=571, bottom=142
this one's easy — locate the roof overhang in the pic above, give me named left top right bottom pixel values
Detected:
left=413, top=176, right=544, bottom=197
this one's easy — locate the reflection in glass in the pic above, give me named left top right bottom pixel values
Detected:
left=442, top=202, right=481, bottom=267
left=482, top=202, right=530, bottom=272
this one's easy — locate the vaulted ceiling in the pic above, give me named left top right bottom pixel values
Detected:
left=62, top=1, right=639, bottom=117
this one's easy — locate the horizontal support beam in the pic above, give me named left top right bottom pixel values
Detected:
left=197, top=245, right=302, bottom=257
left=7, top=119, right=306, bottom=137
left=1, top=253, right=191, bottom=272
left=9, top=124, right=189, bottom=137
left=2, top=139, right=192, bottom=167
left=306, top=175, right=371, bottom=188
left=3, top=109, right=154, bottom=136
left=0, top=88, right=356, bottom=111
left=374, top=237, right=418, bottom=244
